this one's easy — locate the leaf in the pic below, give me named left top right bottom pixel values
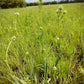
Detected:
left=8, top=74, right=27, bottom=84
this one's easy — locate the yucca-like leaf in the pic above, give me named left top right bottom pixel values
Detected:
left=8, top=74, right=27, bottom=84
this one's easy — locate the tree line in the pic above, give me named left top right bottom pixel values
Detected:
left=0, top=0, right=84, bottom=8
left=27, top=0, right=84, bottom=6
left=0, top=0, right=26, bottom=8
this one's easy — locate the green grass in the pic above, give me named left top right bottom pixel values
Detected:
left=0, top=3, right=84, bottom=84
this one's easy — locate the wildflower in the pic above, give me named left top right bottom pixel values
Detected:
left=58, top=5, right=63, bottom=10
left=40, top=26, right=43, bottom=30
left=42, top=48, right=46, bottom=52
left=53, top=66, right=57, bottom=71
left=56, top=9, right=59, bottom=13
left=26, top=52, right=29, bottom=55
left=57, top=37, right=59, bottom=40
left=15, top=12, right=20, bottom=16
left=11, top=36, right=16, bottom=40
left=63, top=10, right=67, bottom=14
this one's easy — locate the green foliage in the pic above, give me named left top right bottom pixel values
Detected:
left=8, top=74, right=27, bottom=84
left=0, top=0, right=26, bottom=8
left=0, top=3, right=84, bottom=84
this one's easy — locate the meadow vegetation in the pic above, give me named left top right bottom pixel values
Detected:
left=0, top=3, right=84, bottom=84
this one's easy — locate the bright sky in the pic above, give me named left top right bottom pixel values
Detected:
left=25, top=0, right=62, bottom=3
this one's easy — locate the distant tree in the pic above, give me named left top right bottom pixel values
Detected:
left=36, top=0, right=43, bottom=8
left=0, top=0, right=26, bottom=8
left=39, top=0, right=43, bottom=4
left=37, top=0, right=43, bottom=5
left=73, top=0, right=84, bottom=2
left=66, top=0, right=69, bottom=2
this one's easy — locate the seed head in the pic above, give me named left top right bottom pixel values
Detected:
left=53, top=66, right=57, bottom=71
left=15, top=12, right=20, bottom=16
left=11, top=36, right=16, bottom=40
left=43, top=48, right=46, bottom=51
left=57, top=37, right=59, bottom=40
left=40, top=26, right=43, bottom=30
left=26, top=52, right=29, bottom=55
left=58, top=5, right=63, bottom=10
left=56, top=9, right=59, bottom=13
left=63, top=10, right=67, bottom=14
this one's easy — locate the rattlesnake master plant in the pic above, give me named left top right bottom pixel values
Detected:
left=56, top=5, right=67, bottom=20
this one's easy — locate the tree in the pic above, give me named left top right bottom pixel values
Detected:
left=0, top=0, right=26, bottom=8
left=37, top=0, right=43, bottom=5
left=73, top=0, right=84, bottom=2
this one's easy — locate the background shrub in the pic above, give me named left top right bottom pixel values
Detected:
left=0, top=0, right=26, bottom=8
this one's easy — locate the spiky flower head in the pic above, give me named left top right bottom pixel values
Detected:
left=26, top=52, right=29, bottom=55
left=63, top=10, right=67, bottom=14
left=57, top=37, right=59, bottom=40
left=11, top=36, right=16, bottom=40
left=53, top=66, right=57, bottom=71
left=40, top=26, right=43, bottom=30
left=56, top=9, right=59, bottom=13
left=15, top=12, right=20, bottom=16
left=58, top=5, right=63, bottom=10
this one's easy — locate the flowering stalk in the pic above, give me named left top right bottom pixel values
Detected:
left=5, top=36, right=16, bottom=69
left=56, top=5, right=67, bottom=35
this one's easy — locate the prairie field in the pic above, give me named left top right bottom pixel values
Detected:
left=0, top=3, right=84, bottom=84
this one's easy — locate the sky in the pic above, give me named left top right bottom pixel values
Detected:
left=25, top=0, right=62, bottom=3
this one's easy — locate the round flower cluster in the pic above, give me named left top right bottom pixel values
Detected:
left=53, top=66, right=57, bottom=71
left=26, top=52, right=29, bottom=55
left=15, top=12, right=20, bottom=16
left=56, top=5, right=67, bottom=15
left=11, top=36, right=16, bottom=40
left=40, top=26, right=43, bottom=30
left=58, top=5, right=63, bottom=11
left=63, top=10, right=67, bottom=14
